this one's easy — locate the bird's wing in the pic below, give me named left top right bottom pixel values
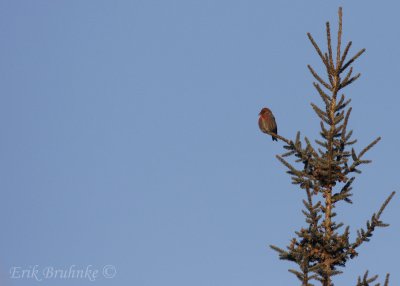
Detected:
left=269, top=115, right=277, bottom=134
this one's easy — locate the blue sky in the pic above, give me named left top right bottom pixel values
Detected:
left=1, top=1, right=399, bottom=285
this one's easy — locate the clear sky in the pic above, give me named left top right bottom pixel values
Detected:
left=1, top=1, right=399, bottom=285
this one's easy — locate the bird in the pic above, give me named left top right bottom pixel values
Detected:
left=258, top=107, right=278, bottom=141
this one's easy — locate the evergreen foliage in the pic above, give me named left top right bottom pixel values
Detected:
left=265, top=8, right=395, bottom=286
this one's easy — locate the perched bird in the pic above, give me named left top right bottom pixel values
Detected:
left=258, top=107, right=278, bottom=141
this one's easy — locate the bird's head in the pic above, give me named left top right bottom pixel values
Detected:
left=259, top=107, right=271, bottom=116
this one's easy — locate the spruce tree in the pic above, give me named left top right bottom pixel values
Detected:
left=264, top=7, right=395, bottom=286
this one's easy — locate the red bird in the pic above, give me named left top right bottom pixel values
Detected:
left=258, top=107, right=278, bottom=141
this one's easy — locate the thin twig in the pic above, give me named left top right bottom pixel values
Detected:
left=336, top=7, right=343, bottom=70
